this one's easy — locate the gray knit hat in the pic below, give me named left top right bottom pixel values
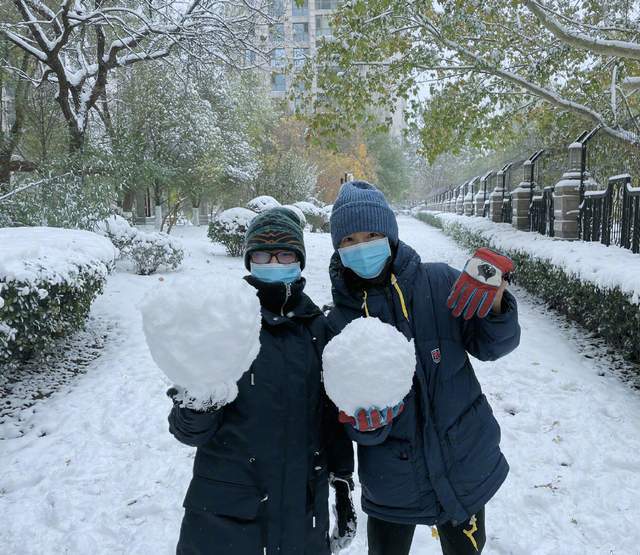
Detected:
left=330, top=181, right=398, bottom=249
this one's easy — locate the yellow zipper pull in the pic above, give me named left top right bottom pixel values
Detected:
left=362, top=290, right=370, bottom=317
left=391, top=273, right=409, bottom=321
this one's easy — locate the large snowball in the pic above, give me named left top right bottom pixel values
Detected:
left=322, top=317, right=416, bottom=415
left=141, top=277, right=262, bottom=408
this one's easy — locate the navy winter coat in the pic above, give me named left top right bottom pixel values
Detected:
left=169, top=277, right=353, bottom=555
left=327, top=241, right=520, bottom=527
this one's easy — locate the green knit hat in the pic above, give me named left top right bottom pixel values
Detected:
left=244, top=207, right=306, bottom=270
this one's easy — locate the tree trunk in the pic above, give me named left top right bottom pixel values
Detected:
left=0, top=154, right=10, bottom=194
left=155, top=205, right=163, bottom=230
left=68, top=125, right=85, bottom=154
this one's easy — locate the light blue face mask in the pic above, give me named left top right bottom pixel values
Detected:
left=338, top=237, right=391, bottom=279
left=250, top=262, right=301, bottom=284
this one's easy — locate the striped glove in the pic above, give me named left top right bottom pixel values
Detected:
left=338, top=403, right=404, bottom=432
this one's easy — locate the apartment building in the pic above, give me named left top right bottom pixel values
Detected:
left=259, top=0, right=406, bottom=138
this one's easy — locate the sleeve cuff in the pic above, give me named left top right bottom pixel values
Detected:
left=487, top=289, right=517, bottom=322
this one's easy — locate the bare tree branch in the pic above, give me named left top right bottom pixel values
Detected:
left=1, top=0, right=270, bottom=153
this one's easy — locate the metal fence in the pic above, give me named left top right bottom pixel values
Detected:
left=425, top=127, right=640, bottom=255
left=580, top=174, right=640, bottom=253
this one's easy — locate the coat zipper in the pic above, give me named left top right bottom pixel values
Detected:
left=280, top=282, right=292, bottom=317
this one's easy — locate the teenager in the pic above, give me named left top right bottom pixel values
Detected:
left=327, top=181, right=521, bottom=555
left=168, top=207, right=355, bottom=554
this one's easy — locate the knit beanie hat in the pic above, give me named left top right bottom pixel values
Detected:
left=330, top=181, right=398, bottom=249
left=244, top=207, right=306, bottom=270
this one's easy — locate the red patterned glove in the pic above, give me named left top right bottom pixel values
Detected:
left=447, top=247, right=514, bottom=320
left=338, top=403, right=405, bottom=432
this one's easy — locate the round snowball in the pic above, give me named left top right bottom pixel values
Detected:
left=141, top=277, right=262, bottom=407
left=322, top=317, right=416, bottom=415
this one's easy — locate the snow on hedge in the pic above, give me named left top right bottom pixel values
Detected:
left=293, top=201, right=323, bottom=217
left=208, top=207, right=256, bottom=256
left=430, top=211, right=640, bottom=304
left=128, top=231, right=184, bottom=276
left=216, top=207, right=256, bottom=230
left=93, top=215, right=137, bottom=252
left=294, top=201, right=328, bottom=232
left=0, top=227, right=117, bottom=285
left=0, top=227, right=117, bottom=362
left=94, top=215, right=184, bottom=275
left=247, top=195, right=281, bottom=213
left=141, top=277, right=261, bottom=410
left=322, top=317, right=416, bottom=415
left=282, top=204, right=307, bottom=227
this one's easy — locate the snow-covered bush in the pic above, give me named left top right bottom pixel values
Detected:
left=0, top=173, right=116, bottom=230
left=128, top=232, right=184, bottom=276
left=141, top=277, right=261, bottom=410
left=247, top=196, right=281, bottom=213
left=294, top=201, right=326, bottom=232
left=208, top=207, right=256, bottom=256
left=417, top=211, right=640, bottom=363
left=322, top=317, right=416, bottom=415
left=0, top=227, right=117, bottom=363
left=282, top=204, right=307, bottom=228
left=93, top=215, right=183, bottom=274
left=93, top=215, right=137, bottom=254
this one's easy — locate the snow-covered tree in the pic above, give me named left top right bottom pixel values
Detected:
left=302, top=0, right=640, bottom=161
left=110, top=64, right=260, bottom=227
left=1, top=0, right=269, bottom=153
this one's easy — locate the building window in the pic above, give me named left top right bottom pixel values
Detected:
left=270, top=23, right=284, bottom=43
left=292, top=0, right=308, bottom=16
left=316, top=0, right=338, bottom=9
left=269, top=0, right=284, bottom=17
left=292, top=22, right=309, bottom=43
left=271, top=47, right=286, bottom=68
left=315, top=15, right=332, bottom=38
left=293, top=47, right=309, bottom=69
left=271, top=73, right=286, bottom=92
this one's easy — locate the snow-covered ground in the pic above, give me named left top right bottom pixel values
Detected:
left=2, top=216, right=639, bottom=554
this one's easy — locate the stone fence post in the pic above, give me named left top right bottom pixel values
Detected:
left=553, top=142, right=583, bottom=240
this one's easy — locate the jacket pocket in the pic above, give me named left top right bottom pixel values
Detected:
left=183, top=476, right=263, bottom=519
left=179, top=477, right=265, bottom=555
left=446, top=395, right=502, bottom=496
left=358, top=437, right=423, bottom=509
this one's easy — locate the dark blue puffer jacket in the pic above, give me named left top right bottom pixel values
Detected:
left=327, top=241, right=520, bottom=527
left=169, top=277, right=353, bottom=555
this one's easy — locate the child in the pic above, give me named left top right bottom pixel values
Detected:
left=168, top=207, right=355, bottom=554
left=327, top=182, right=521, bottom=555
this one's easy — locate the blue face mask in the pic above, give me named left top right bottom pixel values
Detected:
left=250, top=262, right=301, bottom=284
left=338, top=237, right=391, bottom=279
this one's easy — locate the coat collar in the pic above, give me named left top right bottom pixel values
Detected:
left=244, top=275, right=320, bottom=324
left=329, top=240, right=422, bottom=312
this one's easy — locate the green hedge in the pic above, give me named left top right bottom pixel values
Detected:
left=0, top=269, right=109, bottom=363
left=416, top=211, right=640, bottom=363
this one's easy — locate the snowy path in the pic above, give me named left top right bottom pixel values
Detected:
left=2, top=216, right=640, bottom=554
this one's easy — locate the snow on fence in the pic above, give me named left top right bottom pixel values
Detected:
left=0, top=227, right=117, bottom=363
left=427, top=130, right=640, bottom=254
left=417, top=210, right=640, bottom=363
